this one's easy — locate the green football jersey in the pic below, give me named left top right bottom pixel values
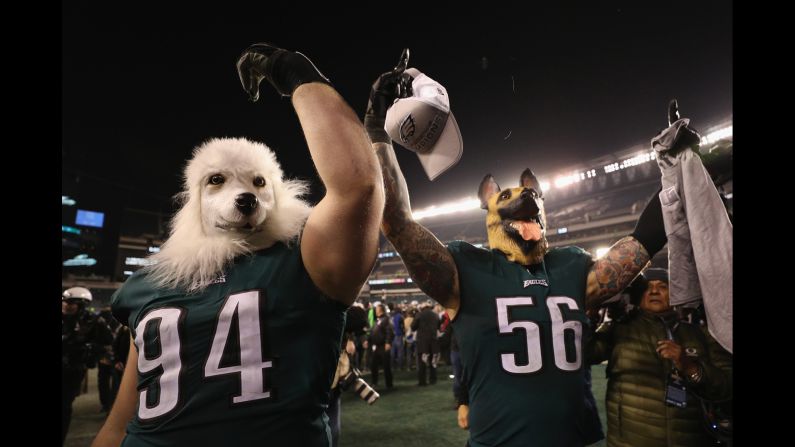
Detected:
left=111, top=242, right=347, bottom=447
left=448, top=241, right=593, bottom=447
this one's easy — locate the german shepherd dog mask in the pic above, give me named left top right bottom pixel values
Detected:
left=478, top=168, right=548, bottom=266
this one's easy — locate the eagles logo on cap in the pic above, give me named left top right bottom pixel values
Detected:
left=399, top=115, right=416, bottom=143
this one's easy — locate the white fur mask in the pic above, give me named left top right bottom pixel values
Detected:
left=146, top=137, right=312, bottom=292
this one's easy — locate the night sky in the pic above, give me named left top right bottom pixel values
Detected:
left=62, top=2, right=732, bottom=214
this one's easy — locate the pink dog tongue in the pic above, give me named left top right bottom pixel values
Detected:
left=515, top=221, right=542, bottom=241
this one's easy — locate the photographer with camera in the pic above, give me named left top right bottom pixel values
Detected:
left=328, top=333, right=379, bottom=446
left=62, top=287, right=113, bottom=446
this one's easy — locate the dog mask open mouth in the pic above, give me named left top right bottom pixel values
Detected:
left=479, top=168, right=549, bottom=266
left=501, top=205, right=545, bottom=242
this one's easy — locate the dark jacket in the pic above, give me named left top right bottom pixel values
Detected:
left=411, top=308, right=440, bottom=353
left=587, top=309, right=732, bottom=447
left=369, top=314, right=394, bottom=347
left=62, top=311, right=113, bottom=370
left=345, top=306, right=369, bottom=337
left=113, top=325, right=131, bottom=365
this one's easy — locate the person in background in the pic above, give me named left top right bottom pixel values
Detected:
left=62, top=287, right=113, bottom=445
left=587, top=268, right=732, bottom=446
left=411, top=301, right=440, bottom=386
left=366, top=303, right=394, bottom=389
left=391, top=306, right=406, bottom=370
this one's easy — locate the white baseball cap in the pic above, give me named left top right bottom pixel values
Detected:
left=385, top=68, right=463, bottom=181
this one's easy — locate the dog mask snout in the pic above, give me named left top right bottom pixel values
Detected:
left=521, top=189, right=540, bottom=214
left=235, top=193, right=259, bottom=216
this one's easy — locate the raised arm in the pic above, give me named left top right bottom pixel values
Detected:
left=237, top=44, right=384, bottom=305
left=586, top=100, right=700, bottom=308
left=365, top=50, right=460, bottom=317
left=375, top=142, right=460, bottom=316
left=293, top=84, right=385, bottom=305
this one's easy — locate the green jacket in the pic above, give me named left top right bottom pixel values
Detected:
left=587, top=310, right=732, bottom=447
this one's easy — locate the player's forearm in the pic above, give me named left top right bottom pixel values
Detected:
left=292, top=83, right=383, bottom=197
left=374, top=142, right=458, bottom=306
left=587, top=236, right=650, bottom=306
left=373, top=142, right=416, bottom=236
left=92, top=340, right=139, bottom=447
left=586, top=187, right=663, bottom=306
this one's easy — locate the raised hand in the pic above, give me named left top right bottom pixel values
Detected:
left=236, top=43, right=330, bottom=101
left=666, top=99, right=702, bottom=153
left=668, top=99, right=681, bottom=126
left=656, top=339, right=685, bottom=370
left=364, top=48, right=414, bottom=144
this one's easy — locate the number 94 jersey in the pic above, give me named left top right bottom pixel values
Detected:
left=111, top=242, right=347, bottom=447
left=448, top=241, right=593, bottom=447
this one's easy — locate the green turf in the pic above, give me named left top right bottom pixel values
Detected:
left=339, top=363, right=608, bottom=447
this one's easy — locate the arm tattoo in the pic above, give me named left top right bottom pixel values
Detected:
left=397, top=228, right=458, bottom=302
left=587, top=236, right=650, bottom=305
left=374, top=144, right=458, bottom=305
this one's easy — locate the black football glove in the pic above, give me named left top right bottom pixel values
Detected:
left=364, top=48, right=414, bottom=144
left=236, top=42, right=330, bottom=101
left=666, top=99, right=702, bottom=154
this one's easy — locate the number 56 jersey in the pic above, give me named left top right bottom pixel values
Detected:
left=111, top=242, right=347, bottom=447
left=448, top=241, right=593, bottom=447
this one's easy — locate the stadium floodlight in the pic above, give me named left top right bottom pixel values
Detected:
left=701, top=125, right=733, bottom=145
left=413, top=198, right=481, bottom=220
left=595, top=247, right=610, bottom=258
left=554, top=172, right=583, bottom=188
left=619, top=152, right=654, bottom=169
left=539, top=181, right=550, bottom=192
left=368, top=278, right=408, bottom=285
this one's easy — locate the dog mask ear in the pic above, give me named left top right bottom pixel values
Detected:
left=478, top=174, right=501, bottom=210
left=520, top=168, right=543, bottom=197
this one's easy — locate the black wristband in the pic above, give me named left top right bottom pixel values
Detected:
left=265, top=50, right=330, bottom=96
left=630, top=187, right=667, bottom=257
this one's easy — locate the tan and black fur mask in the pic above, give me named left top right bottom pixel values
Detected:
left=478, top=168, right=548, bottom=266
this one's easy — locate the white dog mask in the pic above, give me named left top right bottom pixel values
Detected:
left=147, top=138, right=312, bottom=292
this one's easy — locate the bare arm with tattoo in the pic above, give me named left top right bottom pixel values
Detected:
left=374, top=142, right=461, bottom=318
left=364, top=50, right=460, bottom=318
left=585, top=236, right=650, bottom=308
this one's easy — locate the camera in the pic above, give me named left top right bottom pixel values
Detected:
left=339, top=366, right=379, bottom=404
